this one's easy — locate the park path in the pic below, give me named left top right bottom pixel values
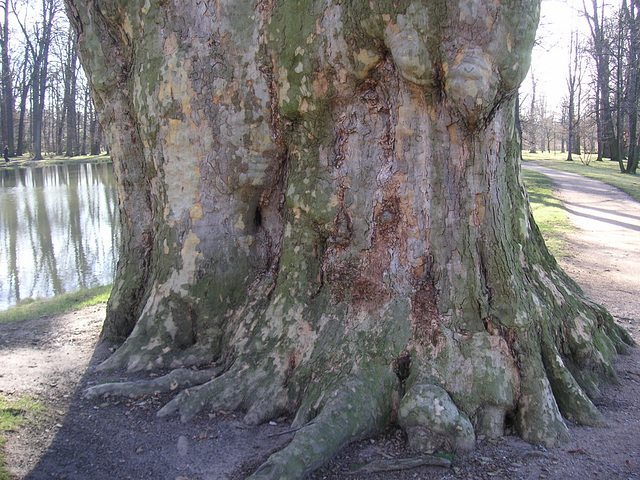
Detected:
left=523, top=162, right=640, bottom=334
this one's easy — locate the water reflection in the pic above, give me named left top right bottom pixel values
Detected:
left=0, top=163, right=120, bottom=311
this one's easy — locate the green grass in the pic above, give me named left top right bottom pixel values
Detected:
left=3, top=152, right=111, bottom=168
left=522, top=151, right=640, bottom=203
left=522, top=169, right=574, bottom=258
left=0, top=396, right=45, bottom=480
left=0, top=285, right=111, bottom=324
left=522, top=150, right=568, bottom=162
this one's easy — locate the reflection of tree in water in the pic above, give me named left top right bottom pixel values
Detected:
left=0, top=163, right=120, bottom=310
left=33, top=166, right=64, bottom=296
left=2, top=173, right=20, bottom=303
left=65, top=165, right=89, bottom=288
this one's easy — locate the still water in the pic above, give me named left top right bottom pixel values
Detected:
left=0, top=163, right=120, bottom=311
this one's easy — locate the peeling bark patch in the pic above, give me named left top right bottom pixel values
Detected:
left=471, top=192, right=486, bottom=226
left=410, top=279, right=443, bottom=348
left=350, top=277, right=390, bottom=308
left=533, top=265, right=566, bottom=306
left=373, top=197, right=401, bottom=239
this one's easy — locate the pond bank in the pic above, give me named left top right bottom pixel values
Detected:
left=0, top=154, right=111, bottom=170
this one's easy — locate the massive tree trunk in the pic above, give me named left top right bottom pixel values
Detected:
left=65, top=1, right=634, bottom=479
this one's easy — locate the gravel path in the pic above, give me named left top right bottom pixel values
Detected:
left=523, top=162, right=640, bottom=328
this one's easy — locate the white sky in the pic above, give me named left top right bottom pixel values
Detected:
left=522, top=0, right=592, bottom=112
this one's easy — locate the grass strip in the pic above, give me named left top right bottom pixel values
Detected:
left=522, top=151, right=640, bottom=203
left=1, top=152, right=111, bottom=169
left=0, top=396, right=45, bottom=480
left=0, top=285, right=111, bottom=324
left=522, top=168, right=575, bottom=258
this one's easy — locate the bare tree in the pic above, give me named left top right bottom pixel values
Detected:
left=566, top=31, right=584, bottom=161
left=528, top=72, right=538, bottom=153
left=88, top=99, right=101, bottom=155
left=79, top=83, right=88, bottom=154
left=1, top=0, right=14, bottom=156
left=62, top=27, right=78, bottom=156
left=14, top=42, right=29, bottom=157
left=538, top=96, right=556, bottom=152
left=14, top=0, right=60, bottom=160
left=583, top=0, right=621, bottom=163
left=622, top=0, right=640, bottom=173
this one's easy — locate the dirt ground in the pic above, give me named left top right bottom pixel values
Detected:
left=1, top=163, right=639, bottom=480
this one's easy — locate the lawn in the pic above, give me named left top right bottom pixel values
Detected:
left=0, top=285, right=111, bottom=324
left=521, top=168, right=574, bottom=258
left=0, top=396, right=45, bottom=480
left=522, top=151, right=640, bottom=203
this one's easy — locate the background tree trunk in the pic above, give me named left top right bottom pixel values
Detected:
left=623, top=0, right=640, bottom=173
left=528, top=74, right=538, bottom=153
left=24, top=0, right=58, bottom=160
left=1, top=0, right=14, bottom=156
left=584, top=0, right=619, bottom=163
left=66, top=1, right=634, bottom=479
left=64, top=30, right=78, bottom=157
left=15, top=44, right=29, bottom=157
left=88, top=107, right=102, bottom=155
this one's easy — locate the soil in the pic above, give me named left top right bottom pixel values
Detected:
left=1, top=162, right=639, bottom=480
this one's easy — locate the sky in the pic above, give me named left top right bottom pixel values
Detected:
left=522, top=0, right=592, bottom=112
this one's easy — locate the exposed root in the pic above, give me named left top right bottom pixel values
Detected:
left=246, top=364, right=399, bottom=480
left=541, top=340, right=605, bottom=427
left=83, top=367, right=223, bottom=399
left=93, top=330, right=217, bottom=372
left=513, top=336, right=571, bottom=447
left=609, top=323, right=636, bottom=354
left=157, top=360, right=289, bottom=424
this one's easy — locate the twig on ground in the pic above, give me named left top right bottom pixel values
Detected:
left=347, top=455, right=452, bottom=474
left=266, top=421, right=315, bottom=438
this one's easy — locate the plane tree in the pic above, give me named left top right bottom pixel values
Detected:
left=64, top=1, right=634, bottom=478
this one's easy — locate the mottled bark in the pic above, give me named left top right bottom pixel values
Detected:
left=66, top=1, right=633, bottom=479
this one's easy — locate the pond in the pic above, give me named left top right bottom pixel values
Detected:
left=0, top=163, right=120, bottom=311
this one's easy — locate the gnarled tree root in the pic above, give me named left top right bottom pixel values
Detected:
left=246, top=364, right=399, bottom=480
left=157, top=360, right=290, bottom=425
left=83, top=367, right=223, bottom=399
left=541, top=340, right=605, bottom=427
